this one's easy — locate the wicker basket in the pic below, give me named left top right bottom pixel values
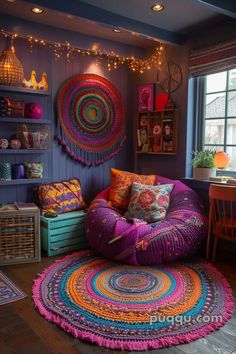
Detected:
left=0, top=206, right=40, bottom=265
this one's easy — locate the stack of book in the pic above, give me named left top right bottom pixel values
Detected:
left=209, top=176, right=231, bottom=182
left=15, top=202, right=38, bottom=210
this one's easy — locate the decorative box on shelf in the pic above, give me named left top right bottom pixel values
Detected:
left=40, top=210, right=89, bottom=256
left=0, top=203, right=40, bottom=265
left=136, top=109, right=178, bottom=155
left=17, top=123, right=50, bottom=150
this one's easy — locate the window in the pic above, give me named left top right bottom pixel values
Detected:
left=203, top=69, right=236, bottom=170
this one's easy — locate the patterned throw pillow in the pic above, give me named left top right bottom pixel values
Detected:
left=125, top=182, right=174, bottom=223
left=109, top=168, right=156, bottom=210
left=37, top=178, right=86, bottom=214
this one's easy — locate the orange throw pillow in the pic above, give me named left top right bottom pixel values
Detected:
left=109, top=168, right=155, bottom=210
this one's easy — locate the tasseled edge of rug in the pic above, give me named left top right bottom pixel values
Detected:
left=55, top=126, right=127, bottom=166
left=32, top=252, right=234, bottom=352
left=32, top=250, right=234, bottom=351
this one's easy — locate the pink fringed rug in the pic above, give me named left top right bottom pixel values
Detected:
left=32, top=251, right=233, bottom=351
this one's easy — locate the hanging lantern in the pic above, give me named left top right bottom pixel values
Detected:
left=0, top=38, right=24, bottom=86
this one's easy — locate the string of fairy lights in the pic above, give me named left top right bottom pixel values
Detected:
left=0, top=29, right=164, bottom=74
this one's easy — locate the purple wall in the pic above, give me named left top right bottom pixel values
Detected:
left=130, top=44, right=189, bottom=179
left=0, top=15, right=190, bottom=205
left=0, top=23, right=137, bottom=204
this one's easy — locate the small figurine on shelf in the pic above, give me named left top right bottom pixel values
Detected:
left=163, top=124, right=172, bottom=135
left=38, top=72, right=48, bottom=90
left=153, top=124, right=161, bottom=152
left=9, top=139, right=21, bottom=149
left=140, top=116, right=148, bottom=127
left=140, top=128, right=149, bottom=152
left=17, top=124, right=30, bottom=149
left=0, top=138, right=9, bottom=149
left=140, top=127, right=147, bottom=145
left=137, top=129, right=142, bottom=148
left=22, top=77, right=33, bottom=89
left=24, top=162, right=43, bottom=179
left=22, top=70, right=38, bottom=89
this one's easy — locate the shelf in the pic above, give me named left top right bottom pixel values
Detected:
left=0, top=177, right=51, bottom=186
left=0, top=149, right=48, bottom=154
left=138, top=109, right=177, bottom=114
left=0, top=117, right=50, bottom=124
left=137, top=108, right=178, bottom=156
left=0, top=85, right=51, bottom=96
left=163, top=135, right=173, bottom=139
left=136, top=151, right=176, bottom=155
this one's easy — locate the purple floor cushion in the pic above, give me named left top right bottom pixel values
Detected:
left=85, top=176, right=208, bottom=265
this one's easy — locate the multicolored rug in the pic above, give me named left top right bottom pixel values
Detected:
left=32, top=251, right=233, bottom=351
left=0, top=271, right=26, bottom=305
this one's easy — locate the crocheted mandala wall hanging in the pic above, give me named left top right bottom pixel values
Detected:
left=55, top=74, right=126, bottom=166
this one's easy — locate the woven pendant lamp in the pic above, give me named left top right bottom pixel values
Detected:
left=0, top=38, right=24, bottom=86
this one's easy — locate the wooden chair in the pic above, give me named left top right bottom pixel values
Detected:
left=206, top=184, right=236, bottom=262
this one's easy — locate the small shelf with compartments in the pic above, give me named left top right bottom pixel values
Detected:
left=136, top=109, right=178, bottom=154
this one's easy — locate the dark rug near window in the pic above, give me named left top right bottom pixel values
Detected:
left=0, top=271, right=26, bottom=305
left=33, top=250, right=233, bottom=351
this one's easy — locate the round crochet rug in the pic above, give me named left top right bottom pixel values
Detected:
left=33, top=251, right=233, bottom=351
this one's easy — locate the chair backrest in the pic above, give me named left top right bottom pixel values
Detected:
left=209, top=184, right=236, bottom=240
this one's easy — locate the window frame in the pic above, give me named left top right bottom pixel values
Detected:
left=201, top=69, right=236, bottom=174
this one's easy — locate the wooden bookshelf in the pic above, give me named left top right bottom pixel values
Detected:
left=136, top=109, right=178, bottom=154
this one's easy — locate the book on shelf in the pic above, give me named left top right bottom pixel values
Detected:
left=15, top=202, right=38, bottom=210
left=209, top=176, right=231, bottom=182
left=226, top=179, right=236, bottom=185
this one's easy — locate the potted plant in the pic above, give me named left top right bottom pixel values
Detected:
left=192, top=149, right=216, bottom=180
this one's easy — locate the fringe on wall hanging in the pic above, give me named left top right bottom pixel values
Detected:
left=55, top=73, right=126, bottom=166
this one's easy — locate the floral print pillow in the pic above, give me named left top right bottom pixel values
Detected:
left=125, top=182, right=174, bottom=223
left=109, top=168, right=155, bottom=210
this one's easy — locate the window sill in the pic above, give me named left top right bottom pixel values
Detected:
left=181, top=177, right=236, bottom=191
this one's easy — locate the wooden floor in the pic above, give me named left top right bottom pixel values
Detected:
left=0, top=253, right=236, bottom=354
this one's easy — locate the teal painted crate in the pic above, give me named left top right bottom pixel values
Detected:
left=40, top=210, right=89, bottom=256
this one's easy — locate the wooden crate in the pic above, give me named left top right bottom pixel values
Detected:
left=40, top=210, right=89, bottom=256
left=0, top=206, right=40, bottom=265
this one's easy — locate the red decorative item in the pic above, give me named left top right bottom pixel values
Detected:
left=155, top=93, right=169, bottom=110
left=25, top=103, right=43, bottom=119
left=10, top=139, right=21, bottom=149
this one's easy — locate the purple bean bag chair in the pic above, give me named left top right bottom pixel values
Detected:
left=85, top=175, right=208, bottom=265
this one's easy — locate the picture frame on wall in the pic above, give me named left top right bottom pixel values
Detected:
left=138, top=83, right=154, bottom=112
